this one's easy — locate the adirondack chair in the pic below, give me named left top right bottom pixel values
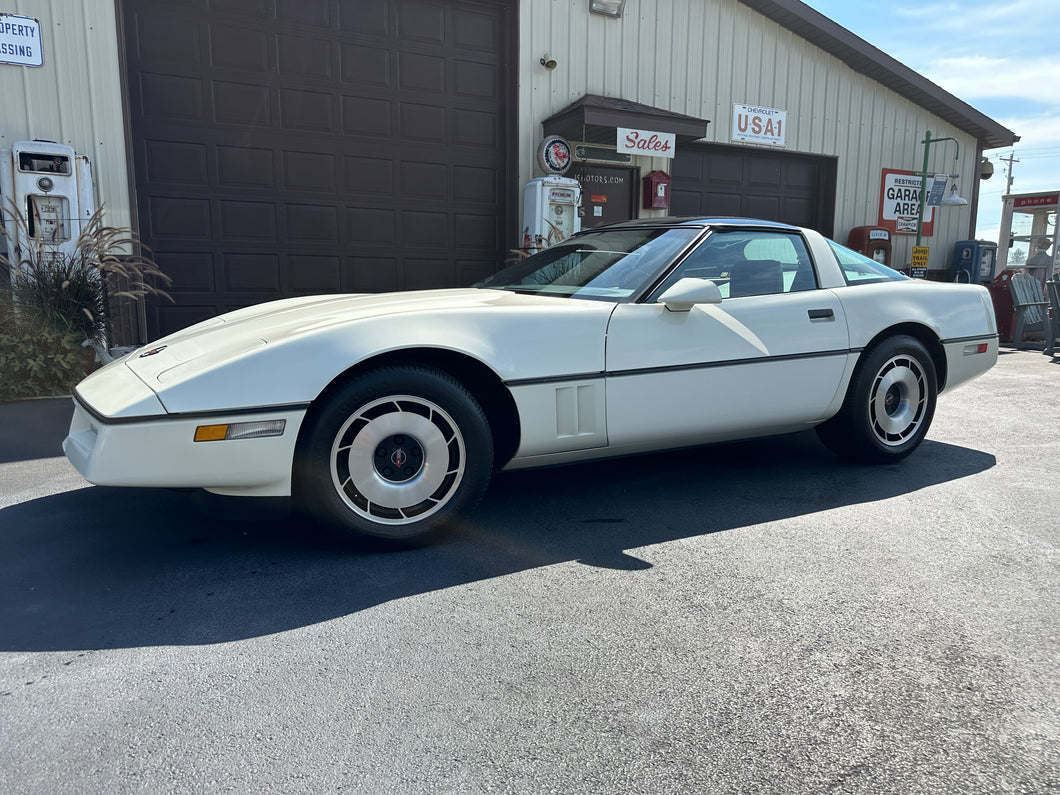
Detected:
left=1010, top=272, right=1049, bottom=348
left=1045, top=275, right=1060, bottom=357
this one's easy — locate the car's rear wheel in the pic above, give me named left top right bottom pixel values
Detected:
left=297, top=366, right=493, bottom=546
left=816, top=335, right=937, bottom=463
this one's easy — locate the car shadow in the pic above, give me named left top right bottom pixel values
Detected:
left=0, top=431, right=995, bottom=652
left=0, top=397, right=73, bottom=465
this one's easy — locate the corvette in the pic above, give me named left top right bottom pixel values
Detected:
left=64, top=217, right=998, bottom=544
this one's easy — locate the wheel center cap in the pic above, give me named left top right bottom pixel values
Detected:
left=374, top=434, right=424, bottom=483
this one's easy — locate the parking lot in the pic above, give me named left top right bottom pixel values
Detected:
left=1, top=349, right=1057, bottom=794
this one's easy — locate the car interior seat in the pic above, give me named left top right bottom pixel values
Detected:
left=728, top=259, right=784, bottom=297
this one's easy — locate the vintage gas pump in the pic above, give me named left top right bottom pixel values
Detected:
left=522, top=176, right=582, bottom=254
left=0, top=140, right=96, bottom=274
left=846, top=226, right=892, bottom=266
left=949, top=240, right=998, bottom=284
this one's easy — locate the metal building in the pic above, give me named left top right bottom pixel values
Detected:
left=0, top=0, right=1017, bottom=344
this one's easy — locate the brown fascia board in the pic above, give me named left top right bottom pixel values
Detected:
left=738, top=0, right=1019, bottom=150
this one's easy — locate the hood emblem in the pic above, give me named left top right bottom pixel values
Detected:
left=138, top=345, right=168, bottom=358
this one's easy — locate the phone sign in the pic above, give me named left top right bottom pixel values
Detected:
left=0, top=14, right=43, bottom=67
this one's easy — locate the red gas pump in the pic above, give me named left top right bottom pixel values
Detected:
left=846, top=226, right=892, bottom=267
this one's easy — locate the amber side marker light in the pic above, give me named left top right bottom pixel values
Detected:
left=194, top=420, right=286, bottom=442
left=963, top=343, right=990, bottom=356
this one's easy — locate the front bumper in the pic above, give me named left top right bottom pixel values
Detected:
left=64, top=397, right=307, bottom=497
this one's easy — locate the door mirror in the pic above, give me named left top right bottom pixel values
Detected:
left=657, top=277, right=723, bottom=312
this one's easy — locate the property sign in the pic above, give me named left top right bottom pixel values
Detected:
left=732, top=104, right=787, bottom=146
left=0, top=14, right=42, bottom=67
left=617, top=128, right=675, bottom=158
left=879, top=168, right=934, bottom=236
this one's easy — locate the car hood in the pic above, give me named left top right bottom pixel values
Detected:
left=124, top=289, right=542, bottom=383
left=80, top=288, right=614, bottom=417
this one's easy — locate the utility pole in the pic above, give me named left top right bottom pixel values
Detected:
left=1000, top=153, right=1019, bottom=194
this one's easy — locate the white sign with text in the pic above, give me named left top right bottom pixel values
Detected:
left=0, top=14, right=43, bottom=67
left=732, top=104, right=787, bottom=146
left=617, top=128, right=675, bottom=158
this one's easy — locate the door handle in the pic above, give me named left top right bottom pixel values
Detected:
left=808, top=308, right=834, bottom=320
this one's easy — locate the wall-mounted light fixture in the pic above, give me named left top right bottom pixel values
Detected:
left=540, top=54, right=557, bottom=71
left=941, top=181, right=968, bottom=206
left=590, top=0, right=627, bottom=18
left=916, top=130, right=967, bottom=247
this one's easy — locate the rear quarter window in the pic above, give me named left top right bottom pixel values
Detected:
left=828, top=240, right=910, bottom=285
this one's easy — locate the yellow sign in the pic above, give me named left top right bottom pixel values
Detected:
left=911, top=246, right=929, bottom=277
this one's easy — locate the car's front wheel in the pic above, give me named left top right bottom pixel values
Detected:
left=816, top=335, right=937, bottom=464
left=297, top=366, right=493, bottom=546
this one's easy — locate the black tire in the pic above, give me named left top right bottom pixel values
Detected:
left=816, top=335, right=937, bottom=464
left=296, top=366, right=493, bottom=546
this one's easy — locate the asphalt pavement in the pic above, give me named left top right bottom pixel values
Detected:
left=0, top=349, right=1057, bottom=794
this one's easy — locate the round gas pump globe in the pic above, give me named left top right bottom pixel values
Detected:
left=537, top=135, right=573, bottom=175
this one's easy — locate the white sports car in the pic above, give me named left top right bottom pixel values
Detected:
left=64, top=218, right=998, bottom=544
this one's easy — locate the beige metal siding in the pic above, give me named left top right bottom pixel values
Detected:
left=519, top=0, right=977, bottom=269
left=0, top=0, right=130, bottom=230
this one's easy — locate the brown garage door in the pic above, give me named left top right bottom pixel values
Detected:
left=122, top=0, right=514, bottom=338
left=671, top=144, right=836, bottom=236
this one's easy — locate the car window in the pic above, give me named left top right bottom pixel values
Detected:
left=474, top=227, right=701, bottom=301
left=827, top=240, right=910, bottom=285
left=654, top=229, right=818, bottom=299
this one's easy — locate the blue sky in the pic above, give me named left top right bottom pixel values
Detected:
left=800, top=0, right=1060, bottom=242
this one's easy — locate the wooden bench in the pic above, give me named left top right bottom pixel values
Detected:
left=1010, top=272, right=1049, bottom=348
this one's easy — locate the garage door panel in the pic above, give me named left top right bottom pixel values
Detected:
left=289, top=255, right=342, bottom=294
left=284, top=205, right=340, bottom=245
left=349, top=256, right=400, bottom=293
left=212, top=81, right=271, bottom=126
left=454, top=7, right=502, bottom=51
left=399, top=2, right=447, bottom=44
left=140, top=73, right=205, bottom=120
left=209, top=25, right=269, bottom=72
left=342, top=97, right=394, bottom=136
left=155, top=252, right=215, bottom=294
left=145, top=141, right=209, bottom=186
left=338, top=0, right=389, bottom=36
left=223, top=254, right=281, bottom=293
left=672, top=145, right=832, bottom=232
left=219, top=201, right=277, bottom=242
left=149, top=197, right=211, bottom=239
left=278, top=35, right=333, bottom=80
left=278, top=0, right=331, bottom=26
left=126, top=0, right=512, bottom=340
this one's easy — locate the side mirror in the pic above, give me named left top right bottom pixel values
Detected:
left=657, top=277, right=723, bottom=312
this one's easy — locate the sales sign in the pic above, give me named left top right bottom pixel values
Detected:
left=0, top=14, right=43, bottom=67
left=617, top=128, right=675, bottom=158
left=879, top=168, right=934, bottom=237
left=732, top=104, right=787, bottom=146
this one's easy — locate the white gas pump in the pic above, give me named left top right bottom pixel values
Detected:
left=522, top=176, right=582, bottom=254
left=996, top=190, right=1058, bottom=285
left=0, top=140, right=96, bottom=279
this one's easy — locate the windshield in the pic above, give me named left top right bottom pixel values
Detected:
left=827, top=240, right=910, bottom=285
left=475, top=227, right=702, bottom=300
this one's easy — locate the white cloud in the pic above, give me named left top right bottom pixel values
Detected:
left=925, top=55, right=1060, bottom=105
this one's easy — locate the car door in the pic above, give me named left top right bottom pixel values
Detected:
left=603, top=227, right=851, bottom=448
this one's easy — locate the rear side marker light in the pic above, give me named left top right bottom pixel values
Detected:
left=963, top=343, right=989, bottom=356
left=194, top=420, right=286, bottom=442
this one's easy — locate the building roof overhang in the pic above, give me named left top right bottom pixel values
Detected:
left=542, top=95, right=710, bottom=145
left=739, top=0, right=1018, bottom=150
